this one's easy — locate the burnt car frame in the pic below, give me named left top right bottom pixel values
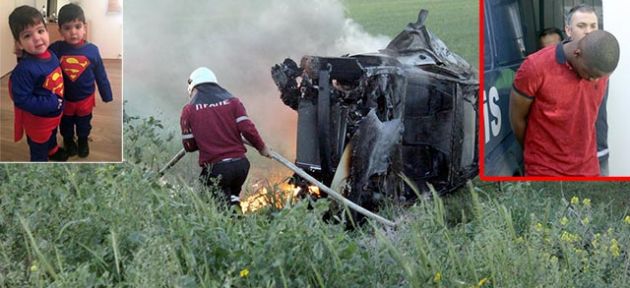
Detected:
left=271, top=9, right=479, bottom=219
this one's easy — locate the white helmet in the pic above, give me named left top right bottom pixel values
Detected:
left=187, top=67, right=217, bottom=95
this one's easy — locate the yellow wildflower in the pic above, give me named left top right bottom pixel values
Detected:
left=433, top=271, right=442, bottom=283
left=624, top=215, right=630, bottom=225
left=560, top=231, right=580, bottom=243
left=560, top=217, right=569, bottom=226
left=535, top=223, right=543, bottom=232
left=240, top=268, right=250, bottom=278
left=610, top=239, right=621, bottom=258
left=570, top=196, right=579, bottom=206
left=581, top=217, right=590, bottom=225
left=476, top=277, right=490, bottom=287
left=582, top=198, right=591, bottom=207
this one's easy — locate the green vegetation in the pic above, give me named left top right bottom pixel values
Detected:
left=1, top=117, right=629, bottom=287
left=342, top=0, right=479, bottom=66
left=1, top=1, right=628, bottom=287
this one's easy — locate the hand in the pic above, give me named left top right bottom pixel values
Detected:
left=259, top=146, right=272, bottom=158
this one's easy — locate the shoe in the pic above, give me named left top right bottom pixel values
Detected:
left=49, top=147, right=69, bottom=162
left=64, top=137, right=77, bottom=157
left=78, top=137, right=89, bottom=158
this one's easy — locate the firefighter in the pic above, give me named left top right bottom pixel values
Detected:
left=180, top=67, right=271, bottom=209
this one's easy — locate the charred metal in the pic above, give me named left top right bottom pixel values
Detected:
left=271, top=9, right=479, bottom=219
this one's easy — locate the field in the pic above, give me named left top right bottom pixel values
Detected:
left=342, top=0, right=479, bottom=66
left=2, top=0, right=630, bottom=287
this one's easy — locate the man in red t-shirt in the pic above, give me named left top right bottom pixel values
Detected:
left=509, top=30, right=619, bottom=176
left=180, top=67, right=271, bottom=208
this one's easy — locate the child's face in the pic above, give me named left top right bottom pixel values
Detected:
left=59, top=19, right=86, bottom=45
left=16, top=22, right=49, bottom=55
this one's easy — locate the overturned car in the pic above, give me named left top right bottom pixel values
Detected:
left=271, top=9, right=478, bottom=219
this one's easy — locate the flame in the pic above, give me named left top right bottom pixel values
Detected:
left=307, top=185, right=320, bottom=197
left=240, top=182, right=322, bottom=213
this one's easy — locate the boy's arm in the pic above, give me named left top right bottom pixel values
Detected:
left=10, top=70, right=62, bottom=116
left=48, top=41, right=61, bottom=56
left=93, top=47, right=113, bottom=102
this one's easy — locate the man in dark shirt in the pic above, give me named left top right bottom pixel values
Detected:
left=538, top=27, right=563, bottom=49
left=564, top=4, right=609, bottom=175
left=180, top=67, right=271, bottom=208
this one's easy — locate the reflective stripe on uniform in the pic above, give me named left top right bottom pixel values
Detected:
left=597, top=148, right=609, bottom=158
left=236, top=116, right=249, bottom=123
left=230, top=195, right=240, bottom=203
left=182, top=134, right=194, bottom=139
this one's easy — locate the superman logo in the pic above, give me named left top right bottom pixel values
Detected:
left=60, top=55, right=91, bottom=82
left=43, top=67, right=64, bottom=97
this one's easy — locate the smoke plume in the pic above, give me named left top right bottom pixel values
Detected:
left=124, top=0, right=389, bottom=155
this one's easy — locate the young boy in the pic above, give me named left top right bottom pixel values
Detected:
left=8, top=6, right=67, bottom=162
left=49, top=3, right=113, bottom=158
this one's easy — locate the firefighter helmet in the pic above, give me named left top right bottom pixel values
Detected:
left=187, top=67, right=217, bottom=95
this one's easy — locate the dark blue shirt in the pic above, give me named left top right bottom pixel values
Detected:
left=9, top=51, right=64, bottom=117
left=49, top=40, right=113, bottom=102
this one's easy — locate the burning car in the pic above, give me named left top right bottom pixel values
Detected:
left=270, top=9, right=478, bottom=220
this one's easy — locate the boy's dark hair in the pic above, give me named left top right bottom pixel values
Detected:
left=8, top=5, right=46, bottom=41
left=58, top=3, right=86, bottom=26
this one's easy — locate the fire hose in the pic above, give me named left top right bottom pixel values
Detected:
left=158, top=146, right=396, bottom=227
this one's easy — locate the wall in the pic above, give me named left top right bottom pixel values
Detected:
left=603, top=1, right=630, bottom=176
left=0, top=1, right=37, bottom=76
left=73, top=0, right=122, bottom=59
left=1, top=1, right=15, bottom=76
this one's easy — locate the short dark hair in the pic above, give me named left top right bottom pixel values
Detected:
left=565, top=4, right=597, bottom=26
left=581, top=30, right=620, bottom=74
left=58, top=3, right=86, bottom=27
left=538, top=27, right=564, bottom=41
left=8, top=5, right=46, bottom=41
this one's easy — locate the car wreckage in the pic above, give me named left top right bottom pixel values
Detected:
left=271, top=9, right=479, bottom=221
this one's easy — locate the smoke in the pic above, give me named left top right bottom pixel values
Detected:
left=124, top=0, right=390, bottom=158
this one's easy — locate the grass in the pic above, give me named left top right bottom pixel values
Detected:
left=1, top=1, right=629, bottom=287
left=1, top=116, right=629, bottom=287
left=342, top=0, right=479, bottom=66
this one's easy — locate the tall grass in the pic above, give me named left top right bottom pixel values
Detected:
left=1, top=116, right=629, bottom=287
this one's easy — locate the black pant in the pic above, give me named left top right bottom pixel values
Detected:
left=61, top=113, right=93, bottom=139
left=200, top=157, right=250, bottom=205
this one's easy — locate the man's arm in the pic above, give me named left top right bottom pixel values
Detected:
left=180, top=105, right=198, bottom=152
left=509, top=88, right=533, bottom=147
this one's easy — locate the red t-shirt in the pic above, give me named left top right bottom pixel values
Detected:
left=180, top=86, right=265, bottom=166
left=512, top=44, right=608, bottom=176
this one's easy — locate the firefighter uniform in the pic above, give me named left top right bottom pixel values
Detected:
left=180, top=67, right=268, bottom=207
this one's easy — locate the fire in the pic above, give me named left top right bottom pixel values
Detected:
left=307, top=185, right=320, bottom=197
left=240, top=181, right=321, bottom=213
